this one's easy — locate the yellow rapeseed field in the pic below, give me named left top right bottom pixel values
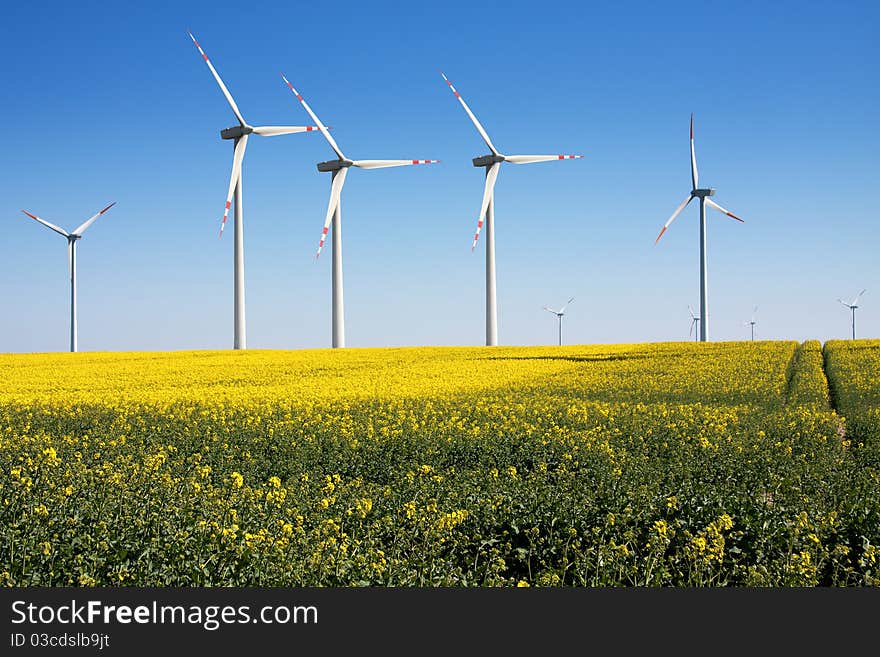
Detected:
left=1, top=340, right=877, bottom=586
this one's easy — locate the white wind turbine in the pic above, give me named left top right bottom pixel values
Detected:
left=743, top=305, right=758, bottom=341
left=440, top=72, right=583, bottom=346
left=688, top=304, right=700, bottom=342
left=188, top=32, right=320, bottom=350
left=838, top=290, right=866, bottom=340
left=19, top=202, right=116, bottom=352
left=543, top=297, right=575, bottom=346
left=281, top=74, right=439, bottom=349
left=654, top=114, right=745, bottom=343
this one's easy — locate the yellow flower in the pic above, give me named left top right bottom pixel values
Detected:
left=653, top=519, right=669, bottom=538
left=42, top=447, right=60, bottom=466
left=230, top=471, right=244, bottom=489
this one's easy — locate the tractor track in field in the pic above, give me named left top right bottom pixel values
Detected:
left=820, top=342, right=841, bottom=415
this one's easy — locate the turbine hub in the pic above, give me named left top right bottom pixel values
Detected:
left=692, top=188, right=716, bottom=198
left=317, top=159, right=353, bottom=172
left=472, top=154, right=505, bottom=168
left=220, top=125, right=253, bottom=140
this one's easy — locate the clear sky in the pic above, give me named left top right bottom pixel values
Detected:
left=1, top=0, right=877, bottom=353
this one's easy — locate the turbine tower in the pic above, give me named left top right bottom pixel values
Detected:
left=688, top=305, right=700, bottom=342
left=19, top=203, right=116, bottom=352
left=543, top=297, right=575, bottom=346
left=189, top=32, right=319, bottom=350
left=743, top=306, right=758, bottom=341
left=838, top=290, right=866, bottom=340
left=655, top=114, right=745, bottom=342
left=282, top=75, right=439, bottom=348
left=440, top=72, right=582, bottom=346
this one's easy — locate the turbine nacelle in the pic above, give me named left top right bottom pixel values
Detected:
left=220, top=125, right=254, bottom=140
left=692, top=188, right=716, bottom=198
left=472, top=154, right=505, bottom=167
left=317, top=159, right=354, bottom=172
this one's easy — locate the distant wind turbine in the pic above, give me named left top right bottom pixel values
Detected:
left=543, top=298, right=575, bottom=346
left=441, top=72, right=583, bottom=346
left=742, top=305, right=758, bottom=341
left=838, top=290, right=866, bottom=340
left=281, top=75, right=439, bottom=348
left=188, top=32, right=320, bottom=350
left=655, top=114, right=745, bottom=342
left=19, top=203, right=116, bottom=352
left=688, top=305, right=700, bottom=342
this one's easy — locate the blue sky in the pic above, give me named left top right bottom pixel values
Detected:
left=1, top=0, right=877, bottom=352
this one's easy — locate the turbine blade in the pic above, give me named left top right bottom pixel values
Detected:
left=281, top=74, right=346, bottom=160
left=219, top=134, right=249, bottom=237
left=559, top=297, right=575, bottom=313
left=251, top=125, right=323, bottom=136
left=505, top=154, right=583, bottom=164
left=689, top=318, right=696, bottom=337
left=688, top=304, right=697, bottom=319
left=351, top=159, right=440, bottom=170
left=543, top=306, right=558, bottom=314
left=837, top=298, right=852, bottom=308
left=654, top=195, right=693, bottom=244
left=690, top=113, right=699, bottom=190
left=472, top=162, right=501, bottom=251
left=440, top=72, right=499, bottom=156
left=20, top=210, right=70, bottom=237
left=188, top=32, right=246, bottom=126
left=316, top=167, right=348, bottom=259
left=705, top=198, right=744, bottom=222
left=71, top=202, right=116, bottom=237
left=853, top=289, right=867, bottom=305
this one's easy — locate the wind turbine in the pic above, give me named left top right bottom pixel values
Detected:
left=440, top=72, right=583, bottom=346
left=281, top=75, right=439, bottom=349
left=188, top=32, right=320, bottom=350
left=543, top=297, right=575, bottom=346
left=19, top=203, right=116, bottom=352
left=743, top=305, right=758, bottom=341
left=654, top=114, right=745, bottom=342
left=838, top=290, right=866, bottom=340
left=688, top=305, right=700, bottom=342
